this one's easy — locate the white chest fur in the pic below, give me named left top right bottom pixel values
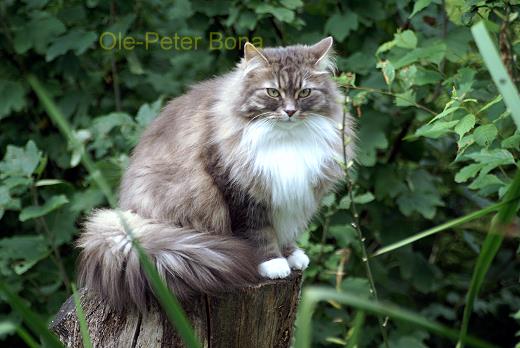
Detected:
left=240, top=116, right=341, bottom=245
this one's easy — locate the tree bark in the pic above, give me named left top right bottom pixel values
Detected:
left=50, top=273, right=302, bottom=348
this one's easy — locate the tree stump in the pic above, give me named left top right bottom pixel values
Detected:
left=50, top=273, right=302, bottom=348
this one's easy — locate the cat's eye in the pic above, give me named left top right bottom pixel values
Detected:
left=266, top=88, right=280, bottom=98
left=298, top=88, right=312, bottom=98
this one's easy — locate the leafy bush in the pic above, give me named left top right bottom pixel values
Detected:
left=1, top=0, right=519, bottom=347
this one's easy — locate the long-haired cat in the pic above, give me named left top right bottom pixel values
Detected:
left=77, top=37, right=356, bottom=311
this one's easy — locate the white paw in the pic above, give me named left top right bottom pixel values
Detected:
left=287, top=249, right=310, bottom=270
left=258, top=258, right=291, bottom=279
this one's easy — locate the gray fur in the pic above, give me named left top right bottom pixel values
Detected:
left=77, top=37, right=356, bottom=311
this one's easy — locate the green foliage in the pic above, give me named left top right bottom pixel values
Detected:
left=1, top=0, right=520, bottom=347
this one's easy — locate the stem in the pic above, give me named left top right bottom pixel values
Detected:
left=341, top=96, right=390, bottom=347
left=30, top=186, right=71, bottom=294
left=315, top=214, right=330, bottom=268
left=342, top=85, right=437, bottom=116
left=110, top=1, right=122, bottom=112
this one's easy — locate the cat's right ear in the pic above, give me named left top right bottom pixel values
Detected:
left=244, top=42, right=269, bottom=65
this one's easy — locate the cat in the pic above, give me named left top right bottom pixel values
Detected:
left=77, top=37, right=356, bottom=311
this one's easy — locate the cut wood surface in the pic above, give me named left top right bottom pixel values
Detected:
left=50, top=272, right=303, bottom=348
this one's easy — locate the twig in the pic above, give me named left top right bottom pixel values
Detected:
left=341, top=96, right=390, bottom=348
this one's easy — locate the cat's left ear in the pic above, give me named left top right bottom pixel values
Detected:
left=310, top=36, right=334, bottom=67
left=244, top=42, right=269, bottom=65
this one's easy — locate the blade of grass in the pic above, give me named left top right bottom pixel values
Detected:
left=294, top=287, right=498, bottom=348
left=0, top=282, right=64, bottom=348
left=16, top=325, right=40, bottom=348
left=27, top=74, right=201, bottom=348
left=456, top=21, right=520, bottom=348
left=345, top=310, right=365, bottom=348
left=26, top=74, right=116, bottom=207
left=71, top=284, right=93, bottom=348
left=457, top=170, right=520, bottom=348
left=471, top=21, right=520, bottom=128
left=372, top=197, right=520, bottom=257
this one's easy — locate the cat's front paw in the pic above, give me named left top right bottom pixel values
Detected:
left=258, top=258, right=291, bottom=279
left=287, top=249, right=310, bottom=270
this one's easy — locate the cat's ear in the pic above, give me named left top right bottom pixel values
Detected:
left=310, top=36, right=334, bottom=66
left=244, top=42, right=269, bottom=65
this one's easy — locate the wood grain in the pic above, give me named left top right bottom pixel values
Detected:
left=50, top=273, right=302, bottom=348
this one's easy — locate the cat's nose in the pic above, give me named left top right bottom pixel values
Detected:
left=285, top=109, right=296, bottom=117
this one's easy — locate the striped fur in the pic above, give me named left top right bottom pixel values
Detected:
left=77, top=37, right=356, bottom=311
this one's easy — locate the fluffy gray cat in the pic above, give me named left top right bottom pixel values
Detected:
left=77, top=37, right=356, bottom=311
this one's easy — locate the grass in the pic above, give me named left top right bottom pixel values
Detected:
left=0, top=282, right=64, bottom=348
left=372, top=197, right=520, bottom=257
left=26, top=74, right=202, bottom=348
left=455, top=22, right=520, bottom=348
left=294, top=287, right=498, bottom=348
left=71, top=284, right=93, bottom=348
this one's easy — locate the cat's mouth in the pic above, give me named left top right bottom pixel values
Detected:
left=274, top=115, right=305, bottom=129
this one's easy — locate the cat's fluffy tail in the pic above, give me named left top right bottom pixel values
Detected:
left=76, top=209, right=260, bottom=311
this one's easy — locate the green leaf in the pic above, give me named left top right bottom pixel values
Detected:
left=13, top=12, right=66, bottom=54
left=280, top=0, right=303, bottom=9
left=414, top=120, right=458, bottom=139
left=325, top=11, right=359, bottom=42
left=455, top=114, right=476, bottom=138
left=167, top=0, right=194, bottom=19
left=0, top=141, right=42, bottom=178
left=395, top=89, right=416, bottom=107
left=410, top=0, right=433, bottom=17
left=455, top=163, right=483, bottom=183
left=19, top=195, right=69, bottom=222
left=468, top=174, right=503, bottom=190
left=465, top=149, right=515, bottom=166
left=392, top=43, right=447, bottom=69
left=353, top=192, right=375, bottom=204
left=428, top=106, right=460, bottom=124
left=255, top=4, right=295, bottom=22
left=478, top=95, right=503, bottom=114
left=0, top=283, right=64, bottom=348
left=338, top=195, right=351, bottom=209
left=415, top=67, right=442, bottom=85
left=377, top=60, right=395, bottom=85
left=394, top=30, right=418, bottom=49
left=341, top=277, right=371, bottom=298
left=46, top=29, right=97, bottom=61
left=473, top=124, right=498, bottom=147
left=0, top=235, right=49, bottom=276
left=136, top=98, right=163, bottom=127
left=501, top=133, right=520, bottom=149
left=398, top=65, right=418, bottom=89
left=0, top=80, right=25, bottom=119
left=329, top=225, right=357, bottom=248
left=35, top=179, right=65, bottom=187
left=321, top=193, right=336, bottom=207
left=396, top=169, right=443, bottom=219
left=453, top=67, right=477, bottom=96
left=357, top=127, right=388, bottom=166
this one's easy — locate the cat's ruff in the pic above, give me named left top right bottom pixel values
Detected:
left=77, top=37, right=355, bottom=311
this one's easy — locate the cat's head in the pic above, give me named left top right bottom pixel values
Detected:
left=235, top=37, right=341, bottom=126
